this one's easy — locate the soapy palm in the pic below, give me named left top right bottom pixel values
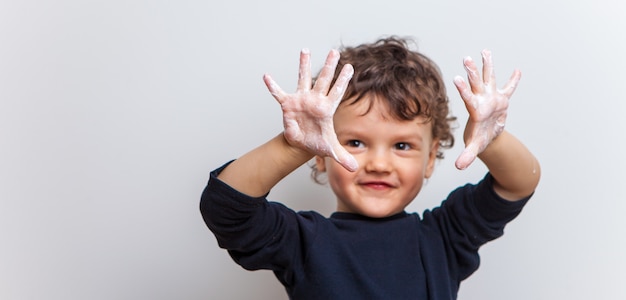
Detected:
left=263, top=49, right=358, bottom=172
left=453, top=49, right=522, bottom=170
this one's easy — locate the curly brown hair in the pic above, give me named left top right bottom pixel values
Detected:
left=312, top=36, right=456, bottom=183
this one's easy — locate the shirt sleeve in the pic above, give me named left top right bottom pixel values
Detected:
left=199, top=161, right=311, bottom=283
left=424, top=173, right=531, bottom=281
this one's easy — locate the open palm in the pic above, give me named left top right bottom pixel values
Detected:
left=263, top=49, right=358, bottom=172
left=453, top=49, right=522, bottom=170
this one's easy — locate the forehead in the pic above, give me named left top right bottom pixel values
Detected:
left=336, top=95, right=429, bottom=123
left=334, top=96, right=433, bottom=135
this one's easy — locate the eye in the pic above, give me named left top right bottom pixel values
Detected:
left=347, top=140, right=364, bottom=148
left=395, top=142, right=411, bottom=151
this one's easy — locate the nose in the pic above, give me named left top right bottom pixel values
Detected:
left=363, top=148, right=392, bottom=173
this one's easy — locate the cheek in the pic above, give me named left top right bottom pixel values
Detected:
left=398, top=162, right=427, bottom=184
left=326, top=163, right=354, bottom=187
left=397, top=167, right=425, bottom=199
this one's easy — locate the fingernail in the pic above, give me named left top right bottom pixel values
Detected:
left=346, top=159, right=359, bottom=172
left=345, top=64, right=354, bottom=77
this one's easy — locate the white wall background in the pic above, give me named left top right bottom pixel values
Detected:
left=1, top=0, right=625, bottom=299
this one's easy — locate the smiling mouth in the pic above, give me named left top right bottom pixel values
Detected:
left=361, top=181, right=393, bottom=190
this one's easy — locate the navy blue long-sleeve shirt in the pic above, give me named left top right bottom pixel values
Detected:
left=201, top=162, right=530, bottom=299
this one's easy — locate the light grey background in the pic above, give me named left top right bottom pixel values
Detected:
left=1, top=0, right=625, bottom=299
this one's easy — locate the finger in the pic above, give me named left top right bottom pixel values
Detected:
left=330, top=143, right=359, bottom=172
left=500, top=69, right=522, bottom=99
left=263, top=74, right=286, bottom=103
left=463, top=56, right=483, bottom=94
left=297, top=48, right=312, bottom=91
left=453, top=75, right=474, bottom=102
left=312, top=49, right=340, bottom=95
left=481, top=49, right=496, bottom=90
left=453, top=75, right=479, bottom=114
left=454, top=146, right=478, bottom=170
left=327, top=64, right=354, bottom=108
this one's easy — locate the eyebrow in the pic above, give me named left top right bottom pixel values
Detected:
left=336, top=128, right=427, bottom=143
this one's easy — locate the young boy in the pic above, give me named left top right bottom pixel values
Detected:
left=200, top=37, right=540, bottom=299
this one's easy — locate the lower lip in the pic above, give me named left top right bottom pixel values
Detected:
left=363, top=183, right=391, bottom=190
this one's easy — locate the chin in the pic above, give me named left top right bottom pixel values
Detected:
left=358, top=207, right=403, bottom=219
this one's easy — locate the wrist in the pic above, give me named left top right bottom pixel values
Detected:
left=278, top=132, right=315, bottom=163
left=477, top=130, right=507, bottom=160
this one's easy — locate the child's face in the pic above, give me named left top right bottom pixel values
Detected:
left=316, top=95, right=439, bottom=218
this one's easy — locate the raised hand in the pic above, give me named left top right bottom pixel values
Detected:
left=263, top=48, right=358, bottom=172
left=453, top=49, right=522, bottom=170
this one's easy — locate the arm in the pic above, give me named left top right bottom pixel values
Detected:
left=477, top=130, right=540, bottom=201
left=453, top=50, right=541, bottom=201
left=218, top=48, right=357, bottom=197
left=217, top=134, right=312, bottom=197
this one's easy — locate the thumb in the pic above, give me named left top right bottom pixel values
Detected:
left=330, top=144, right=358, bottom=172
left=455, top=147, right=478, bottom=170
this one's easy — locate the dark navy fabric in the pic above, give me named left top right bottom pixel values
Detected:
left=201, top=161, right=530, bottom=300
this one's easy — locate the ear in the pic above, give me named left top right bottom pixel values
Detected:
left=424, top=140, right=440, bottom=179
left=315, top=156, right=327, bottom=172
